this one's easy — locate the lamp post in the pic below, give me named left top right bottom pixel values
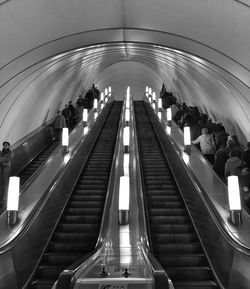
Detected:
left=118, top=176, right=130, bottom=225
left=62, top=127, right=69, bottom=154
left=184, top=126, right=191, bottom=154
left=125, top=109, right=130, bottom=126
left=123, top=127, right=130, bottom=153
left=94, top=99, right=98, bottom=111
left=167, top=108, right=172, bottom=126
left=158, top=98, right=162, bottom=110
left=228, top=176, right=242, bottom=225
left=82, top=109, right=88, bottom=126
left=7, top=177, right=20, bottom=226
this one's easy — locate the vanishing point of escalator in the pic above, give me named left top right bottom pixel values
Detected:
left=28, top=102, right=122, bottom=289
left=17, top=139, right=60, bottom=187
left=134, top=101, right=219, bottom=289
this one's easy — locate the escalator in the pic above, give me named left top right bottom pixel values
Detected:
left=18, top=140, right=60, bottom=186
left=134, top=101, right=219, bottom=289
left=28, top=101, right=122, bottom=289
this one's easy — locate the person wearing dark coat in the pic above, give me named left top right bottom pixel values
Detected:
left=62, top=104, right=71, bottom=127
left=213, top=143, right=229, bottom=182
left=76, top=95, right=84, bottom=108
left=242, top=142, right=250, bottom=169
left=53, top=110, right=66, bottom=140
left=0, top=141, right=14, bottom=203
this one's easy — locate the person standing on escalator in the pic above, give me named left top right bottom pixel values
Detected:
left=0, top=141, right=14, bottom=204
left=53, top=110, right=66, bottom=141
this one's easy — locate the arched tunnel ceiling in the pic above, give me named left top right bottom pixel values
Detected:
left=0, top=0, right=249, bottom=145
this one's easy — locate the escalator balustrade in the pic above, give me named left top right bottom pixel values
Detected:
left=18, top=140, right=60, bottom=186
left=28, top=102, right=122, bottom=289
left=134, top=101, right=219, bottom=289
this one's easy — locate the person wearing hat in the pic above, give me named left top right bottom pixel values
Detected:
left=0, top=141, right=14, bottom=203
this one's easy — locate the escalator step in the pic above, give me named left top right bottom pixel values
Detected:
left=157, top=254, right=207, bottom=267
left=150, top=215, right=190, bottom=224
left=151, top=224, right=194, bottom=233
left=58, top=223, right=100, bottom=232
left=54, top=232, right=97, bottom=242
left=150, top=208, right=187, bottom=216
left=147, top=195, right=181, bottom=201
left=152, top=233, right=197, bottom=243
left=42, top=253, right=81, bottom=266
left=165, top=266, right=213, bottom=281
left=29, top=279, right=55, bottom=289
left=36, top=265, right=64, bottom=280
left=154, top=243, right=202, bottom=254
left=62, top=215, right=101, bottom=223
left=173, top=280, right=218, bottom=289
left=65, top=207, right=102, bottom=215
left=68, top=201, right=103, bottom=208
left=48, top=242, right=94, bottom=253
left=71, top=195, right=105, bottom=201
left=149, top=201, right=184, bottom=208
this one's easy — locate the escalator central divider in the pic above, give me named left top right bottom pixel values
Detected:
left=27, top=101, right=122, bottom=289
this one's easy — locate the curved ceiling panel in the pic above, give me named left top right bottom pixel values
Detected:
left=0, top=0, right=249, bottom=145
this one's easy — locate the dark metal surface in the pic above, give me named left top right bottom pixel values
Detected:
left=144, top=101, right=250, bottom=289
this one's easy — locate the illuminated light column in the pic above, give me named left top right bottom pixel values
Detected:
left=148, top=88, right=152, bottom=96
left=7, top=177, right=20, bottom=226
left=62, top=128, right=69, bottom=154
left=100, top=92, right=104, bottom=102
left=123, top=153, right=130, bottom=177
left=158, top=111, right=162, bottom=120
left=108, top=86, right=112, bottom=96
left=228, top=176, right=242, bottom=225
left=167, top=108, right=172, bottom=126
left=152, top=103, right=156, bottom=110
left=118, top=176, right=130, bottom=225
left=105, top=88, right=108, bottom=96
left=166, top=125, right=171, bottom=135
left=152, top=92, right=156, bottom=102
left=100, top=103, right=104, bottom=110
left=145, top=86, right=149, bottom=97
left=158, top=98, right=162, bottom=110
left=83, top=126, right=89, bottom=135
left=94, top=112, right=98, bottom=120
left=125, top=87, right=130, bottom=109
left=125, top=108, right=130, bottom=126
left=82, top=109, right=88, bottom=126
left=94, top=98, right=98, bottom=111
left=184, top=126, right=191, bottom=155
left=123, top=126, right=130, bottom=153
